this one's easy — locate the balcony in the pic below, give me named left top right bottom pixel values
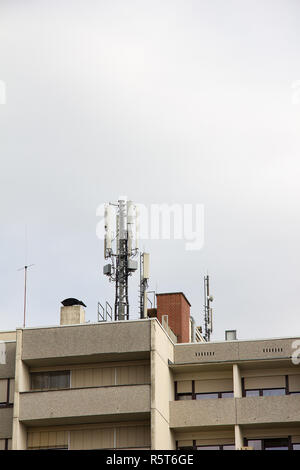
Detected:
left=169, top=398, right=236, bottom=429
left=19, top=384, right=151, bottom=426
left=236, top=394, right=300, bottom=425
left=21, top=321, right=151, bottom=366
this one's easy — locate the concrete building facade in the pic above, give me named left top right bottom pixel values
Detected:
left=1, top=296, right=300, bottom=450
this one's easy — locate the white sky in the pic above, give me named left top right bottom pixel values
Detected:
left=0, top=0, right=300, bottom=340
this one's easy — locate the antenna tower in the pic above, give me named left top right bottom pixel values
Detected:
left=103, top=199, right=139, bottom=321
left=204, top=274, right=213, bottom=341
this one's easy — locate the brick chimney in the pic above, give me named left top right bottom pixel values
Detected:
left=156, top=292, right=191, bottom=343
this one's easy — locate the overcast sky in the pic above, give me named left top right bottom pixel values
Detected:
left=1, top=0, right=300, bottom=341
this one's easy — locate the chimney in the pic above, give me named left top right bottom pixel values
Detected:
left=225, top=330, right=237, bottom=341
left=156, top=292, right=191, bottom=343
left=60, top=298, right=86, bottom=325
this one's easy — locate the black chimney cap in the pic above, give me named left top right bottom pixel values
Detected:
left=61, top=298, right=86, bottom=307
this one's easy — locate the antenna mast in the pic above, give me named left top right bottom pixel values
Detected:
left=139, top=252, right=150, bottom=319
left=204, top=274, right=213, bottom=341
left=103, top=198, right=138, bottom=321
left=18, top=264, right=34, bottom=328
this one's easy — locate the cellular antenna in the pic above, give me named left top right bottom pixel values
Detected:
left=204, top=274, right=213, bottom=342
left=103, top=198, right=139, bottom=320
left=18, top=264, right=34, bottom=328
left=139, top=252, right=150, bottom=319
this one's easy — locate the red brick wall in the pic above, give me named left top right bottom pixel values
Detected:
left=156, top=293, right=190, bottom=343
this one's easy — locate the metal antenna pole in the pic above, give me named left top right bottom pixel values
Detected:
left=204, top=274, right=213, bottom=342
left=18, top=264, right=34, bottom=328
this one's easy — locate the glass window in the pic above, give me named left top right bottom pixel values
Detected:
left=221, top=392, right=234, bottom=398
left=196, top=393, right=218, bottom=400
left=262, top=388, right=285, bottom=397
left=197, top=445, right=220, bottom=450
left=49, top=371, right=70, bottom=389
left=222, top=444, right=235, bottom=450
left=293, top=444, right=300, bottom=450
left=264, top=438, right=289, bottom=450
left=177, top=394, right=193, bottom=400
left=247, top=440, right=262, bottom=450
left=31, top=371, right=70, bottom=390
left=245, top=390, right=260, bottom=397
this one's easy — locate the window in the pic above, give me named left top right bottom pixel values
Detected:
left=31, top=371, right=70, bottom=391
left=262, top=388, right=285, bottom=397
left=196, top=444, right=235, bottom=450
left=196, top=393, right=219, bottom=400
left=245, top=390, right=260, bottom=397
left=0, top=379, right=14, bottom=407
left=293, top=444, right=300, bottom=450
left=221, top=392, right=234, bottom=398
left=244, top=388, right=286, bottom=397
left=245, top=438, right=290, bottom=450
left=177, top=394, right=193, bottom=400
left=264, top=438, right=289, bottom=450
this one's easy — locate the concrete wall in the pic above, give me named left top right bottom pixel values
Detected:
left=150, top=319, right=175, bottom=450
left=174, top=337, right=298, bottom=364
left=21, top=321, right=151, bottom=365
left=19, top=384, right=151, bottom=426
left=170, top=398, right=236, bottom=429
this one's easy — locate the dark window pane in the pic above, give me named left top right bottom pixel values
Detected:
left=221, top=392, right=234, bottom=398
left=177, top=394, right=193, bottom=400
left=264, top=438, right=289, bottom=450
left=31, top=373, right=49, bottom=390
left=247, top=440, right=262, bottom=450
left=31, top=371, right=70, bottom=390
left=49, top=372, right=70, bottom=389
left=197, top=446, right=220, bottom=450
left=223, top=445, right=235, bottom=450
left=196, top=393, right=218, bottom=400
left=262, top=388, right=285, bottom=397
left=245, top=390, right=260, bottom=397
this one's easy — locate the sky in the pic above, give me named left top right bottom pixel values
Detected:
left=0, top=0, right=300, bottom=340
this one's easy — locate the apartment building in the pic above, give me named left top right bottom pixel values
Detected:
left=1, top=292, right=300, bottom=450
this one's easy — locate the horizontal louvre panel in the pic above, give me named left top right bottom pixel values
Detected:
left=71, top=367, right=115, bottom=388
left=177, top=440, right=193, bottom=447
left=0, top=379, right=7, bottom=402
left=27, top=431, right=68, bottom=449
left=9, top=379, right=14, bottom=403
left=244, top=375, right=285, bottom=390
left=196, top=438, right=234, bottom=446
left=116, top=425, right=150, bottom=449
left=70, top=428, right=114, bottom=450
left=116, top=365, right=150, bottom=385
left=195, top=378, right=233, bottom=393
left=289, top=375, right=300, bottom=392
left=177, top=380, right=192, bottom=394
left=292, top=435, right=300, bottom=444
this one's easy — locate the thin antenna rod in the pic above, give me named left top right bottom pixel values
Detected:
left=18, top=264, right=34, bottom=328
